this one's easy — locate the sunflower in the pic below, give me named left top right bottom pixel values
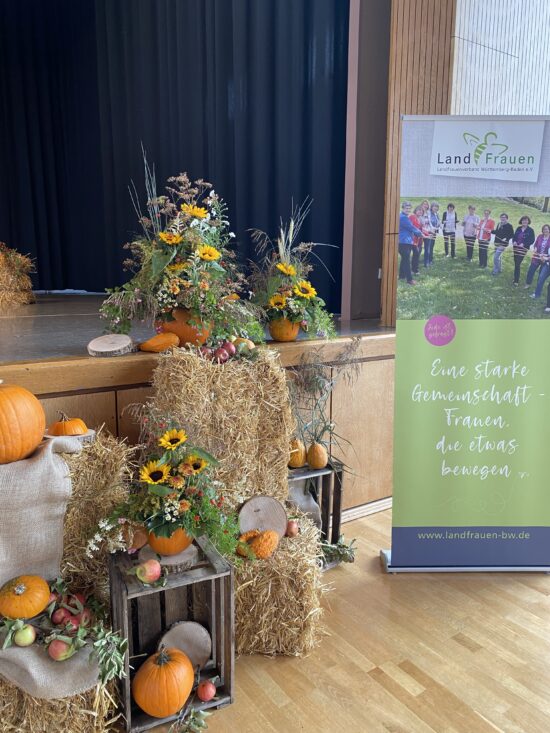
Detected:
left=269, top=293, right=287, bottom=309
left=167, top=262, right=187, bottom=273
left=178, top=455, right=208, bottom=475
left=276, top=262, right=296, bottom=277
left=293, top=280, right=317, bottom=299
left=159, top=231, right=183, bottom=245
left=197, top=245, right=222, bottom=261
left=178, top=499, right=191, bottom=513
left=181, top=203, right=208, bottom=219
left=140, top=461, right=171, bottom=485
left=223, top=293, right=240, bottom=301
left=159, top=429, right=188, bottom=451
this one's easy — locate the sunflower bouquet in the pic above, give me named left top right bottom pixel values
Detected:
left=251, top=202, right=335, bottom=341
left=100, top=156, right=263, bottom=345
left=87, top=425, right=239, bottom=558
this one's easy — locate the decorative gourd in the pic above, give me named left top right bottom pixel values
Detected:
left=268, top=317, right=300, bottom=342
left=0, top=575, right=50, bottom=619
left=131, top=646, right=194, bottom=718
left=160, top=308, right=210, bottom=347
left=233, top=337, right=256, bottom=351
left=288, top=438, right=307, bottom=468
left=307, top=442, right=329, bottom=469
left=147, top=528, right=193, bottom=556
left=237, top=529, right=279, bottom=559
left=0, top=381, right=46, bottom=464
left=139, top=332, right=180, bottom=353
left=48, top=412, right=88, bottom=436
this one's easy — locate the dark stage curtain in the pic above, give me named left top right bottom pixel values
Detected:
left=0, top=0, right=349, bottom=312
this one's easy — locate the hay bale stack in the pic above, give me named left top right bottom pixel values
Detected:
left=235, top=516, right=325, bottom=656
left=0, top=432, right=132, bottom=733
left=152, top=349, right=295, bottom=509
left=0, top=242, right=34, bottom=311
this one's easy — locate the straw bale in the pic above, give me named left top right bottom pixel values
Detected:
left=235, top=515, right=326, bottom=656
left=0, top=243, right=34, bottom=311
left=0, top=432, right=133, bottom=733
left=151, top=349, right=295, bottom=510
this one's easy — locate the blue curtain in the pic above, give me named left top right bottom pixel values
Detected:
left=0, top=0, right=349, bottom=312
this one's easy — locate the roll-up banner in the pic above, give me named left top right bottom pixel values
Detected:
left=382, top=116, right=550, bottom=572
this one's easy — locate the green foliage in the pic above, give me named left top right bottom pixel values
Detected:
left=321, top=536, right=357, bottom=565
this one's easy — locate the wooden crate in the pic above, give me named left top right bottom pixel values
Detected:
left=109, top=536, right=234, bottom=733
left=288, top=459, right=344, bottom=545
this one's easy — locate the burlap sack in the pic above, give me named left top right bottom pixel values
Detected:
left=0, top=437, right=99, bottom=699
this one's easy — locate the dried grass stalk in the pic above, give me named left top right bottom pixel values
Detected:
left=0, top=681, right=121, bottom=733
left=0, top=432, right=133, bottom=733
left=0, top=243, right=34, bottom=311
left=235, top=515, right=326, bottom=656
left=62, top=431, right=135, bottom=601
left=151, top=349, right=295, bottom=510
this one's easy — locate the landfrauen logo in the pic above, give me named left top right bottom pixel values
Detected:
left=430, top=120, right=544, bottom=182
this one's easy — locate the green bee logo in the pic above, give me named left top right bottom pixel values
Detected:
left=463, top=132, right=509, bottom=164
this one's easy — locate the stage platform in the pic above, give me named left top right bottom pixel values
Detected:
left=0, top=295, right=396, bottom=510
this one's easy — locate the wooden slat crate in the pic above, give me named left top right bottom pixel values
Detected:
left=288, top=458, right=344, bottom=545
left=109, top=536, right=234, bottom=732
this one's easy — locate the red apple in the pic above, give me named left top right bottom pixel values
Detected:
left=213, top=347, right=229, bottom=364
left=221, top=340, right=236, bottom=357
left=136, top=559, right=162, bottom=584
left=199, top=346, right=214, bottom=360
left=47, top=592, right=59, bottom=605
left=286, top=520, right=299, bottom=537
left=14, top=624, right=36, bottom=647
left=64, top=615, right=81, bottom=634
left=52, top=608, right=70, bottom=625
left=196, top=680, right=216, bottom=702
left=48, top=639, right=76, bottom=662
left=78, top=608, right=93, bottom=627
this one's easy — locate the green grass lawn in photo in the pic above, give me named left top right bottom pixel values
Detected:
left=398, top=196, right=550, bottom=320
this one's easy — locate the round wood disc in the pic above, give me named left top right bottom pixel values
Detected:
left=238, top=496, right=288, bottom=538
left=158, top=622, right=212, bottom=669
left=139, top=543, right=199, bottom=572
left=87, top=334, right=135, bottom=357
left=44, top=429, right=96, bottom=444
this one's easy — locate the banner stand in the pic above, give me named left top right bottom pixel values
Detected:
left=380, top=550, right=550, bottom=574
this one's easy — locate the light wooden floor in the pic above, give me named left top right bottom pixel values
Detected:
left=159, top=510, right=550, bottom=733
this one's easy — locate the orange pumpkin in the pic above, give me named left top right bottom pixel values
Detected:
left=131, top=647, right=194, bottom=718
left=0, top=575, right=50, bottom=619
left=307, top=442, right=329, bottom=469
left=268, top=317, right=300, bottom=342
left=147, top=528, right=193, bottom=556
left=159, top=308, right=211, bottom=347
left=0, top=381, right=46, bottom=464
left=139, top=332, right=180, bottom=353
left=48, top=411, right=88, bottom=436
left=288, top=438, right=307, bottom=468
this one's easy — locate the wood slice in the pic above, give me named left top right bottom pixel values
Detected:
left=87, top=334, right=135, bottom=357
left=158, top=621, right=212, bottom=669
left=238, top=496, right=288, bottom=538
left=139, top=543, right=199, bottom=573
left=44, top=429, right=96, bottom=444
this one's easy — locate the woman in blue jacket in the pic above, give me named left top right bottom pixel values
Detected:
left=399, top=202, right=422, bottom=285
left=511, top=216, right=535, bottom=286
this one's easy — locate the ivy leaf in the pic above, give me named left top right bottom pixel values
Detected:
left=147, top=484, right=173, bottom=497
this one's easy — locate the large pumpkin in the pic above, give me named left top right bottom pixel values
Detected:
left=0, top=381, right=46, bottom=464
left=132, top=647, right=194, bottom=718
left=0, top=575, right=50, bottom=619
left=160, top=308, right=210, bottom=347
left=147, top=528, right=193, bottom=556
left=268, top=317, right=300, bottom=342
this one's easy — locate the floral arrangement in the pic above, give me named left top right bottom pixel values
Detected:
left=251, top=201, right=336, bottom=339
left=0, top=578, right=127, bottom=685
left=100, top=157, right=263, bottom=345
left=87, top=423, right=239, bottom=558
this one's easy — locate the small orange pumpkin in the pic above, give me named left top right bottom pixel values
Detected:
left=0, top=381, right=46, bottom=464
left=48, top=411, right=88, bottom=436
left=0, top=575, right=50, bottom=619
left=233, top=337, right=256, bottom=351
left=307, top=442, right=329, bottom=469
left=160, top=308, right=211, bottom=347
left=237, top=529, right=279, bottom=559
left=288, top=438, right=307, bottom=468
left=139, top=332, right=180, bottom=353
left=131, top=646, right=194, bottom=718
left=147, top=528, right=193, bottom=556
left=268, top=317, right=300, bottom=342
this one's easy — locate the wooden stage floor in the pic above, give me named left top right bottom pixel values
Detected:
left=0, top=295, right=387, bottom=364
left=176, top=510, right=550, bottom=733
